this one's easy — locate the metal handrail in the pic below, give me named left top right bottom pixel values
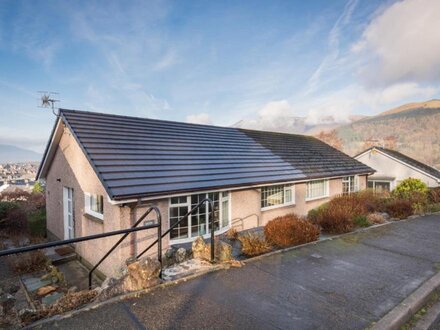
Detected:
left=0, top=223, right=160, bottom=258
left=88, top=206, right=162, bottom=289
left=136, top=198, right=216, bottom=262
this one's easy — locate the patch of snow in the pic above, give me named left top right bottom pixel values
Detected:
left=162, top=259, right=214, bottom=281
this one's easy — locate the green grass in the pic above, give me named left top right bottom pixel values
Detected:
left=28, top=209, right=46, bottom=237
left=353, top=215, right=371, bottom=228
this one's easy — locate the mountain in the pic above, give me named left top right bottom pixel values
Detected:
left=378, top=99, right=440, bottom=117
left=0, top=144, right=42, bottom=164
left=232, top=115, right=365, bottom=135
left=334, top=99, right=440, bottom=169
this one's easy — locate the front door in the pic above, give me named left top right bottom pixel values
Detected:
left=63, top=187, right=74, bottom=239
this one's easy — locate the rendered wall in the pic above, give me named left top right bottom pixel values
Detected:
left=356, top=150, right=439, bottom=188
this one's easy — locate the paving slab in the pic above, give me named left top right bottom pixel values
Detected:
left=37, top=214, right=440, bottom=330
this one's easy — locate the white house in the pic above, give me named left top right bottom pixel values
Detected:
left=355, top=147, right=440, bottom=192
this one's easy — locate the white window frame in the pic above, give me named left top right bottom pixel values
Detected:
left=261, top=184, right=295, bottom=211
left=342, top=175, right=359, bottom=195
left=305, top=179, right=330, bottom=201
left=169, top=191, right=231, bottom=244
left=84, top=192, right=104, bottom=220
left=368, top=180, right=392, bottom=192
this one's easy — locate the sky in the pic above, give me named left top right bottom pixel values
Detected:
left=1, top=0, right=440, bottom=153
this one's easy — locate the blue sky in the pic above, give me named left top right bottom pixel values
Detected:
left=1, top=0, right=440, bottom=152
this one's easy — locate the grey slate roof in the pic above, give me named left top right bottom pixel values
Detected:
left=41, top=109, right=374, bottom=200
left=363, top=147, right=440, bottom=180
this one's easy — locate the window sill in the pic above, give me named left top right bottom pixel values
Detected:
left=261, top=202, right=295, bottom=212
left=83, top=213, right=104, bottom=224
left=305, top=195, right=329, bottom=202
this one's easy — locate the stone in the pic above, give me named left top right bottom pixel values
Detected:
left=36, top=285, right=57, bottom=297
left=6, top=284, right=19, bottom=294
left=191, top=236, right=233, bottom=262
left=41, top=292, right=64, bottom=305
left=165, top=248, right=175, bottom=259
left=0, top=293, right=15, bottom=312
left=175, top=248, right=187, bottom=263
left=18, top=308, right=38, bottom=323
left=379, top=212, right=390, bottom=220
left=96, top=257, right=161, bottom=301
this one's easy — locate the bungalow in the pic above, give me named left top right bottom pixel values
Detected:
left=355, top=146, right=440, bottom=192
left=37, top=109, right=373, bottom=277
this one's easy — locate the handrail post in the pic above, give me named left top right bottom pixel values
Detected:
left=88, top=206, right=162, bottom=289
left=157, top=210, right=162, bottom=274
left=210, top=199, right=215, bottom=263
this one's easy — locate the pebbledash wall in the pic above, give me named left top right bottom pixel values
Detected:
left=45, top=126, right=367, bottom=278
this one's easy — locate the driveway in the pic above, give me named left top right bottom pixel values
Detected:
left=38, top=214, right=440, bottom=330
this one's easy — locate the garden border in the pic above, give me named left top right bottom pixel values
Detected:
left=24, top=212, right=440, bottom=329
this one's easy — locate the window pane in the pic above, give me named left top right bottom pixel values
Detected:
left=284, top=186, right=292, bottom=203
left=261, top=185, right=285, bottom=208
left=307, top=180, right=327, bottom=199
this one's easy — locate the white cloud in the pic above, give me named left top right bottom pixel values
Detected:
left=186, top=113, right=212, bottom=125
left=353, top=0, right=440, bottom=85
left=377, top=83, right=438, bottom=104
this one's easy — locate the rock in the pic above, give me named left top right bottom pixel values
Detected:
left=36, top=285, right=57, bottom=297
left=18, top=308, right=38, bottom=323
left=379, top=212, right=390, bottom=220
left=175, top=248, right=187, bottom=263
left=192, top=236, right=207, bottom=259
left=0, top=293, right=15, bottom=312
left=96, top=257, right=161, bottom=301
left=165, top=248, right=175, bottom=259
left=191, top=236, right=232, bottom=262
left=6, top=284, right=19, bottom=294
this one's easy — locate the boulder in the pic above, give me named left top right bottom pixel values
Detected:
left=175, top=248, right=187, bottom=263
left=96, top=257, right=161, bottom=301
left=191, top=236, right=232, bottom=262
left=18, top=308, right=38, bottom=323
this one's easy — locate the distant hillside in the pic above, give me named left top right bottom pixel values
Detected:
left=233, top=115, right=365, bottom=135
left=378, top=99, right=440, bottom=117
left=0, top=144, right=42, bottom=164
left=335, top=102, right=440, bottom=169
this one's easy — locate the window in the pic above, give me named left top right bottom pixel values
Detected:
left=342, top=176, right=359, bottom=194
left=368, top=180, right=391, bottom=193
left=261, top=184, right=294, bottom=209
left=169, top=191, right=230, bottom=242
left=306, top=179, right=329, bottom=201
left=85, top=193, right=104, bottom=220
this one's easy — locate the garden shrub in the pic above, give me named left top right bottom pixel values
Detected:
left=238, top=233, right=271, bottom=257
left=315, top=202, right=355, bottom=234
left=426, top=203, right=440, bottom=213
left=386, top=198, right=413, bottom=219
left=226, top=227, right=238, bottom=240
left=7, top=250, right=48, bottom=274
left=428, top=188, right=440, bottom=203
left=307, top=204, right=327, bottom=224
left=0, top=207, right=29, bottom=234
left=28, top=209, right=47, bottom=237
left=392, top=178, right=428, bottom=200
left=353, top=215, right=370, bottom=227
left=264, top=214, right=320, bottom=248
left=366, top=212, right=386, bottom=224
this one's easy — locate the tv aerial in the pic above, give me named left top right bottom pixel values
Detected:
left=38, top=91, right=60, bottom=116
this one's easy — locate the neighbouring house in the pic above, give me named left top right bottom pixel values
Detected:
left=355, top=146, right=440, bottom=192
left=36, top=109, right=373, bottom=277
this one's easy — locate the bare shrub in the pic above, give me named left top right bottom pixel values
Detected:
left=386, top=199, right=413, bottom=219
left=226, top=227, right=238, bottom=241
left=316, top=202, right=355, bottom=234
left=429, top=188, right=440, bottom=203
left=264, top=214, right=320, bottom=248
left=7, top=250, right=48, bottom=274
left=366, top=213, right=386, bottom=224
left=238, top=233, right=271, bottom=257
